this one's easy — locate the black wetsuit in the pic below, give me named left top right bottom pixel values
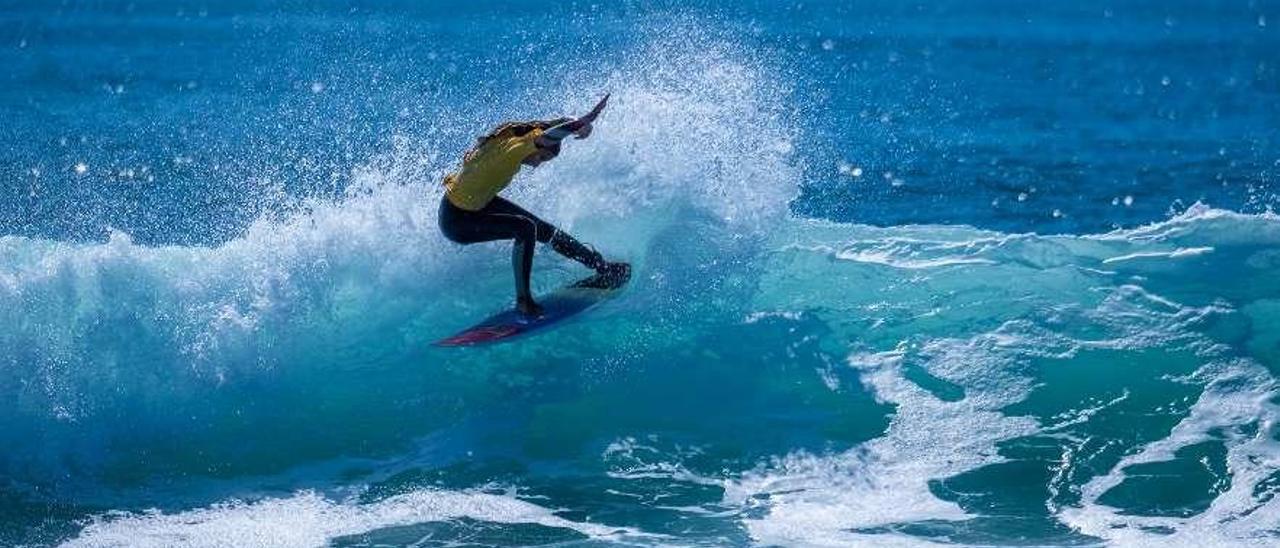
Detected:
left=438, top=195, right=609, bottom=305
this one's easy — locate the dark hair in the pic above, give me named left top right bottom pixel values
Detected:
left=474, top=117, right=571, bottom=146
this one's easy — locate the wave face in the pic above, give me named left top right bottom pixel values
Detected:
left=4, top=1, right=1280, bottom=547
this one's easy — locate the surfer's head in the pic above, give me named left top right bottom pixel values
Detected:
left=470, top=118, right=570, bottom=167
left=523, top=138, right=561, bottom=167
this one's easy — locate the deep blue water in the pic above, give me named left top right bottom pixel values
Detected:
left=2, top=1, right=1280, bottom=546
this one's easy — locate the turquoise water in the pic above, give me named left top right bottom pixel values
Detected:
left=2, top=1, right=1280, bottom=546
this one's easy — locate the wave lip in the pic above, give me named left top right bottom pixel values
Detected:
left=1100, top=246, right=1214, bottom=264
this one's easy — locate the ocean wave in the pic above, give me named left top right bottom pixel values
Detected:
left=30, top=200, right=1280, bottom=546
left=7, top=10, right=1280, bottom=545
left=723, top=205, right=1280, bottom=546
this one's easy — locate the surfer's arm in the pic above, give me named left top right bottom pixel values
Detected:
left=537, top=118, right=593, bottom=146
left=538, top=94, right=609, bottom=144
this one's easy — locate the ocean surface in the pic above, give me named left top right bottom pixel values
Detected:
left=2, top=1, right=1279, bottom=546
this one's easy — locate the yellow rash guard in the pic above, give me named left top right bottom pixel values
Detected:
left=443, top=128, right=543, bottom=211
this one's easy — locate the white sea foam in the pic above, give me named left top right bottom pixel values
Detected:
left=1061, top=357, right=1280, bottom=546
left=62, top=488, right=628, bottom=548
left=829, top=236, right=1009, bottom=269
left=724, top=332, right=1042, bottom=547
left=743, top=310, right=805, bottom=323
left=510, top=22, right=801, bottom=234
left=835, top=248, right=997, bottom=269
left=1092, top=202, right=1280, bottom=245
left=602, top=436, right=722, bottom=487
left=1101, top=246, right=1214, bottom=264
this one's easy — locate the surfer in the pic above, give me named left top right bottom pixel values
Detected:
left=438, top=94, right=629, bottom=317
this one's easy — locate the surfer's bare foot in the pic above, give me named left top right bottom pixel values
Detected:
left=517, top=298, right=544, bottom=317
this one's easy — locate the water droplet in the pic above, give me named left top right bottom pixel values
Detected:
left=73, top=162, right=87, bottom=175
left=1123, top=195, right=1134, bottom=207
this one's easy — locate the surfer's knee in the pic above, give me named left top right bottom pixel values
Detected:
left=536, top=224, right=558, bottom=244
left=512, top=216, right=539, bottom=243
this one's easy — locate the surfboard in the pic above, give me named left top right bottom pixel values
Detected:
left=434, top=268, right=630, bottom=347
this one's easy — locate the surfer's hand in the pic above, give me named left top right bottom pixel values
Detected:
left=570, top=94, right=607, bottom=139
left=581, top=93, right=609, bottom=123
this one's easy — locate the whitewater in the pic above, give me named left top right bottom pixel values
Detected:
left=3, top=2, right=1280, bottom=546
